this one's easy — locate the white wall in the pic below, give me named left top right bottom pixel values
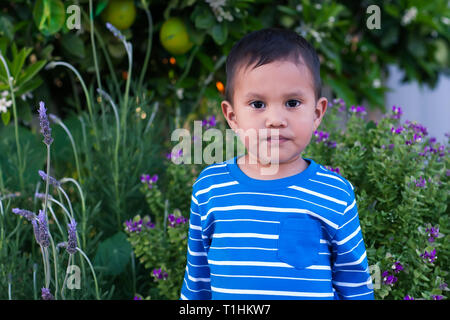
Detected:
left=385, top=65, right=450, bottom=143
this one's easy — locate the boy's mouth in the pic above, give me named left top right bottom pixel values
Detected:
left=265, top=136, right=290, bottom=144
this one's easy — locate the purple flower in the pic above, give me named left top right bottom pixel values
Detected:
left=38, top=101, right=53, bottom=146
left=384, top=275, right=398, bottom=285
left=66, top=218, right=77, bottom=254
left=350, top=105, right=367, bottom=116
left=421, top=248, right=437, bottom=263
left=37, top=210, right=49, bottom=248
left=415, top=176, right=427, bottom=188
left=391, top=125, right=405, bottom=135
left=167, top=214, right=187, bottom=228
left=314, top=130, right=329, bottom=143
left=124, top=218, right=154, bottom=233
left=392, top=261, right=404, bottom=274
left=38, top=170, right=60, bottom=188
left=41, top=287, right=54, bottom=300
left=426, top=226, right=439, bottom=243
left=152, top=268, right=168, bottom=280
left=391, top=105, right=403, bottom=119
left=32, top=219, right=40, bottom=245
left=201, top=115, right=217, bottom=128
left=166, top=149, right=183, bottom=160
left=432, top=295, right=443, bottom=300
left=12, top=208, right=36, bottom=222
left=140, top=174, right=158, bottom=189
left=326, top=141, right=337, bottom=148
left=404, top=295, right=414, bottom=300
left=326, top=166, right=340, bottom=174
left=133, top=295, right=142, bottom=300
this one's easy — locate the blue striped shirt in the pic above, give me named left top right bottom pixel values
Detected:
left=180, top=156, right=374, bottom=300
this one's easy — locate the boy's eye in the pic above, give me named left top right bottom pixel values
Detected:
left=286, top=100, right=301, bottom=108
left=250, top=101, right=265, bottom=109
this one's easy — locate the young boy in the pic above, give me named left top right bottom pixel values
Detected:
left=180, top=28, right=374, bottom=300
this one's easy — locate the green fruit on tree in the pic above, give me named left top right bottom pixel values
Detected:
left=160, top=17, right=193, bottom=55
left=101, top=0, right=136, bottom=30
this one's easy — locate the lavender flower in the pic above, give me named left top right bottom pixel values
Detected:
left=37, top=209, right=50, bottom=248
left=105, top=22, right=126, bottom=42
left=12, top=208, right=36, bottom=222
left=38, top=170, right=61, bottom=188
left=67, top=218, right=78, bottom=254
left=38, top=101, right=53, bottom=146
left=32, top=219, right=40, bottom=245
left=41, top=287, right=54, bottom=300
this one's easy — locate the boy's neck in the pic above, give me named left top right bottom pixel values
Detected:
left=237, top=154, right=309, bottom=180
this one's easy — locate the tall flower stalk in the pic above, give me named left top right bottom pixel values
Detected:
left=45, top=61, right=100, bottom=150
left=97, top=88, right=121, bottom=227
left=137, top=0, right=153, bottom=93
left=105, top=22, right=133, bottom=149
left=0, top=51, right=24, bottom=190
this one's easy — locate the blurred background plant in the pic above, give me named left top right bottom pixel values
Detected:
left=0, top=0, right=448, bottom=299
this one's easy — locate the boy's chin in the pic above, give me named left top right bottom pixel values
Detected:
left=247, top=149, right=300, bottom=166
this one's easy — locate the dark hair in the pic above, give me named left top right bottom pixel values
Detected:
left=225, top=28, right=322, bottom=104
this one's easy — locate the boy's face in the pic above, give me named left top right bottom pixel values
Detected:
left=221, top=59, right=327, bottom=167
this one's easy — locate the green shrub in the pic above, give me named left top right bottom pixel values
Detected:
left=305, top=99, right=449, bottom=300
left=127, top=99, right=449, bottom=300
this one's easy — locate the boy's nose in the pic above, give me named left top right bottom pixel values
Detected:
left=265, top=109, right=287, bottom=128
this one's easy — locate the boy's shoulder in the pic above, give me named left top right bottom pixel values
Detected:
left=313, top=161, right=356, bottom=202
left=191, top=159, right=231, bottom=191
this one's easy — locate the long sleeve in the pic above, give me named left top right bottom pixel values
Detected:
left=331, top=185, right=374, bottom=300
left=180, top=194, right=212, bottom=300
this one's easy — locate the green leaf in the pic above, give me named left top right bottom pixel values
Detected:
left=0, top=15, right=14, bottom=40
left=95, top=0, right=109, bottom=17
left=11, top=47, right=32, bottom=79
left=195, top=51, right=214, bottom=72
left=325, top=75, right=357, bottom=106
left=60, top=33, right=85, bottom=59
left=193, top=6, right=215, bottom=30
left=15, top=77, right=43, bottom=97
left=17, top=60, right=46, bottom=86
left=1, top=110, right=10, bottom=125
left=33, top=0, right=66, bottom=36
left=276, top=5, right=298, bottom=16
left=94, top=232, right=132, bottom=276
left=210, top=23, right=228, bottom=45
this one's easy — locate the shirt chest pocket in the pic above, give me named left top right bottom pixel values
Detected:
left=277, top=217, right=321, bottom=270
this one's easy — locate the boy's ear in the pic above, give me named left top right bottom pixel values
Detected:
left=221, top=100, right=237, bottom=131
left=313, top=97, right=328, bottom=131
